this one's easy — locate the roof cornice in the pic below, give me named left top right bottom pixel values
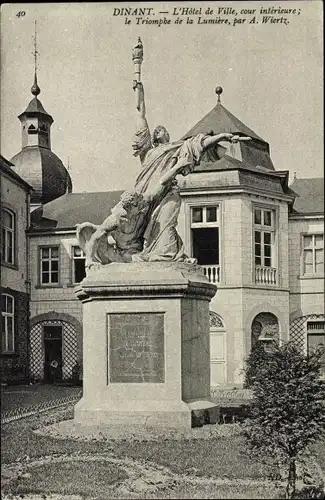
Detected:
left=180, top=185, right=295, bottom=203
left=289, top=213, right=324, bottom=220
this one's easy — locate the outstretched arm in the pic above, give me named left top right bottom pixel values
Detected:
left=202, top=132, right=251, bottom=151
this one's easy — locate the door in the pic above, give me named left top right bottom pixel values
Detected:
left=307, top=321, right=325, bottom=378
left=43, top=325, right=63, bottom=383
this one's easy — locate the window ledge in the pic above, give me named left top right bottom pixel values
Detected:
left=298, top=275, right=325, bottom=280
left=35, top=284, right=63, bottom=289
left=2, top=352, right=19, bottom=357
left=1, top=262, right=18, bottom=271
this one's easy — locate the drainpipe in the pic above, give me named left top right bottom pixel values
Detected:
left=25, top=191, right=31, bottom=384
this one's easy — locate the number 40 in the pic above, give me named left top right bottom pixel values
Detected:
left=16, top=11, right=26, bottom=18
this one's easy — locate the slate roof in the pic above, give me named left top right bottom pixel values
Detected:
left=290, top=177, right=324, bottom=215
left=18, top=97, right=53, bottom=121
left=181, top=100, right=275, bottom=172
left=11, top=146, right=72, bottom=205
left=182, top=102, right=264, bottom=142
left=31, top=191, right=124, bottom=230
left=194, top=152, right=274, bottom=173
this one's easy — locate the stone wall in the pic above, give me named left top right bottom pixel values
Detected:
left=1, top=287, right=29, bottom=384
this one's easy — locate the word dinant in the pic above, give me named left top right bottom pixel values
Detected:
left=113, top=7, right=154, bottom=16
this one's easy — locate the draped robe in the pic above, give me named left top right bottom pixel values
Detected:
left=132, top=123, right=225, bottom=262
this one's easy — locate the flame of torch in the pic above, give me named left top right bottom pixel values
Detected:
left=132, top=37, right=143, bottom=109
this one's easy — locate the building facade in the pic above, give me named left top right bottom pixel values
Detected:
left=4, top=82, right=324, bottom=386
left=288, top=178, right=325, bottom=376
left=1, top=155, right=32, bottom=383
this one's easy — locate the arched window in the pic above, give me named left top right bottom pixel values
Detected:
left=1, top=207, right=15, bottom=265
left=251, top=312, right=279, bottom=349
left=1, top=294, right=15, bottom=352
left=209, top=311, right=224, bottom=329
left=209, top=311, right=227, bottom=386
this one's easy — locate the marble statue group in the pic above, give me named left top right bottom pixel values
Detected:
left=77, top=38, right=250, bottom=268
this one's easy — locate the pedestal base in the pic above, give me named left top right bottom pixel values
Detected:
left=74, top=262, right=217, bottom=429
left=74, top=398, right=219, bottom=428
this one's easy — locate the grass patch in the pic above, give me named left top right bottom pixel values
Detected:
left=4, top=460, right=127, bottom=498
left=112, top=436, right=273, bottom=479
left=2, top=407, right=323, bottom=500
left=2, top=413, right=273, bottom=481
left=142, top=483, right=283, bottom=499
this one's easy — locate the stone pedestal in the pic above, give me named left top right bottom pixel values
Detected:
left=74, top=262, right=217, bottom=428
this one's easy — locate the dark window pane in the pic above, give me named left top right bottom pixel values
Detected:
left=2, top=228, right=6, bottom=259
left=254, top=209, right=261, bottom=224
left=264, top=258, right=271, bottom=267
left=264, top=232, right=271, bottom=244
left=2, top=317, right=6, bottom=351
left=7, top=318, right=14, bottom=351
left=51, top=260, right=59, bottom=271
left=6, top=233, right=13, bottom=263
left=264, top=245, right=271, bottom=257
left=42, top=272, right=50, bottom=283
left=42, top=261, right=49, bottom=272
left=255, top=256, right=261, bottom=265
left=255, top=231, right=261, bottom=243
left=74, top=259, right=86, bottom=283
left=44, top=325, right=62, bottom=339
left=6, top=296, right=13, bottom=313
left=192, top=208, right=203, bottom=223
left=192, top=228, right=219, bottom=265
left=1, top=294, right=6, bottom=311
left=264, top=211, right=272, bottom=226
left=51, top=272, right=59, bottom=283
left=255, top=244, right=261, bottom=256
left=206, top=207, right=217, bottom=222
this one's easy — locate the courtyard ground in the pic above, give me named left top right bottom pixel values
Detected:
left=1, top=385, right=324, bottom=499
left=1, top=384, right=82, bottom=413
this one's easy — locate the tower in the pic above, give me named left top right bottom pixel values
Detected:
left=10, top=21, right=72, bottom=210
left=19, top=72, right=53, bottom=151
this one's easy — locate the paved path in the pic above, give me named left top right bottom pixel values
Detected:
left=1, top=384, right=82, bottom=414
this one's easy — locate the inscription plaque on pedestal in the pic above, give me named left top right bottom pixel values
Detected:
left=109, top=313, right=165, bottom=383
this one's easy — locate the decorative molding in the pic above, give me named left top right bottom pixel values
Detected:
left=209, top=311, right=224, bottom=329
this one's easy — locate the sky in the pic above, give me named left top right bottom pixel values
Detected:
left=1, top=1, right=323, bottom=193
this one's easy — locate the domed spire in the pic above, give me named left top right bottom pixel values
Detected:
left=31, top=20, right=40, bottom=97
left=215, top=86, right=223, bottom=103
left=31, top=71, right=40, bottom=96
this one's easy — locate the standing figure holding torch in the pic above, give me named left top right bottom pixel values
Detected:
left=132, top=37, right=143, bottom=110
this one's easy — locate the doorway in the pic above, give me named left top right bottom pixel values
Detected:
left=43, top=325, right=62, bottom=383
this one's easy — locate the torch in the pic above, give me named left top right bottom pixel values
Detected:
left=132, top=37, right=143, bottom=110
